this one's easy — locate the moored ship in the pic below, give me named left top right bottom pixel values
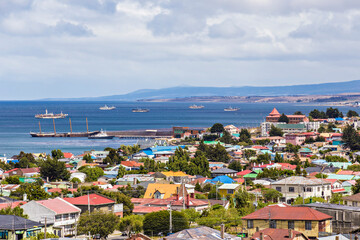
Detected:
left=35, top=109, right=68, bottom=119
left=189, top=104, right=204, bottom=109
left=132, top=108, right=150, bottom=113
left=88, top=130, right=114, bottom=139
left=99, top=105, right=116, bottom=110
left=224, top=107, right=240, bottom=112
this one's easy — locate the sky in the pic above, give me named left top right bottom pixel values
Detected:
left=1, top=0, right=360, bottom=100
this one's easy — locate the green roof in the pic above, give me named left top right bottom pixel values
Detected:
left=243, top=173, right=258, bottom=178
left=300, top=148, right=312, bottom=153
left=277, top=124, right=306, bottom=129
left=328, top=162, right=352, bottom=168
left=327, top=174, right=354, bottom=181
left=204, top=141, right=224, bottom=145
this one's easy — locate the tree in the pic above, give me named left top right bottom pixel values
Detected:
left=0, top=206, right=28, bottom=218
left=317, top=125, right=326, bottom=133
left=326, top=107, right=342, bottom=118
left=262, top=188, right=282, bottom=203
left=342, top=125, right=360, bottom=151
left=143, top=210, right=189, bottom=236
left=4, top=176, right=21, bottom=184
left=78, top=210, right=119, bottom=239
left=239, top=129, right=251, bottom=143
left=220, top=130, right=233, bottom=144
left=352, top=179, right=360, bottom=194
left=274, top=153, right=283, bottom=163
left=79, top=166, right=104, bottom=182
left=293, top=197, right=326, bottom=205
left=295, top=165, right=301, bottom=175
left=181, top=208, right=200, bottom=225
left=83, top=154, right=93, bottom=163
left=294, top=111, right=303, bottom=115
left=197, top=207, right=241, bottom=231
left=315, top=173, right=328, bottom=179
left=70, top=177, right=81, bottom=184
left=347, top=110, right=359, bottom=118
left=117, top=166, right=127, bottom=178
left=309, top=109, right=327, bottom=119
left=325, top=156, right=348, bottom=163
left=11, top=183, right=49, bottom=201
left=195, top=182, right=202, bottom=192
left=210, top=123, right=224, bottom=134
left=228, top=161, right=243, bottom=172
left=40, top=157, right=70, bottom=181
left=330, top=193, right=343, bottom=204
left=278, top=113, right=289, bottom=123
left=118, top=215, right=144, bottom=237
left=51, top=149, right=64, bottom=160
left=269, top=125, right=283, bottom=137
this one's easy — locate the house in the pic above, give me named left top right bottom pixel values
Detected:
left=143, top=183, right=180, bottom=199
left=70, top=172, right=86, bottom=183
left=210, top=168, right=237, bottom=178
left=224, top=125, right=239, bottom=134
left=160, top=171, right=191, bottom=183
left=172, top=127, right=204, bottom=139
left=285, top=133, right=306, bottom=146
left=265, top=108, right=309, bottom=124
left=164, top=226, right=241, bottom=240
left=3, top=168, right=40, bottom=177
left=250, top=228, right=309, bottom=240
left=121, top=161, right=144, bottom=171
left=343, top=193, right=360, bottom=207
left=303, top=203, right=360, bottom=234
left=206, top=175, right=235, bottom=185
left=63, top=193, right=116, bottom=213
left=218, top=184, right=241, bottom=199
left=21, top=197, right=81, bottom=236
left=271, top=176, right=332, bottom=204
left=0, top=215, right=50, bottom=240
left=242, top=204, right=332, bottom=239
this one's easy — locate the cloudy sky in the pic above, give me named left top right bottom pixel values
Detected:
left=1, top=0, right=360, bottom=100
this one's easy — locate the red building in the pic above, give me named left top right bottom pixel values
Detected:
left=266, top=108, right=308, bottom=124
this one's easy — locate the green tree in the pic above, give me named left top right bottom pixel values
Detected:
left=220, top=130, right=233, bottom=144
left=195, top=182, right=202, bottom=192
left=293, top=197, right=326, bottom=205
left=40, top=157, right=70, bottom=181
left=143, top=210, right=189, bottom=236
left=210, top=123, right=225, bottom=134
left=326, top=107, right=342, bottom=118
left=315, top=173, right=328, bottom=179
left=32, top=232, right=58, bottom=240
left=118, top=215, right=144, bottom=237
left=274, top=153, right=283, bottom=163
left=347, top=110, right=359, bottom=118
left=269, top=125, right=283, bottom=137
left=294, top=111, right=303, bottom=115
left=78, top=210, right=119, bottom=239
left=11, top=183, right=49, bottom=201
left=117, top=166, right=127, bottom=178
left=0, top=206, right=28, bottom=218
left=70, top=177, right=81, bottom=184
left=347, top=165, right=360, bottom=171
left=262, top=188, right=282, bottom=203
left=239, top=129, right=251, bottom=143
left=4, top=176, right=21, bottom=184
left=352, top=179, right=360, bottom=194
left=83, top=154, right=93, bottom=163
left=51, top=149, right=64, bottom=160
left=330, top=193, right=344, bottom=204
left=309, top=109, right=327, bottom=119
left=79, top=166, right=104, bottom=182
left=181, top=208, right=200, bottom=224
left=318, top=125, right=326, bottom=133
left=228, top=161, right=243, bottom=172
left=325, top=156, right=348, bottom=163
left=278, top=113, right=289, bottom=123
left=342, top=125, right=360, bottom=151
left=197, top=207, right=241, bottom=231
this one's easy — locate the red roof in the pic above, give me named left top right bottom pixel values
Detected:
left=4, top=168, right=19, bottom=174
left=324, top=179, right=339, bottom=185
left=269, top=108, right=280, bottom=116
left=252, top=146, right=269, bottom=150
left=20, top=167, right=40, bottom=174
left=121, top=161, right=144, bottom=168
left=332, top=188, right=346, bottom=193
left=63, top=152, right=74, bottom=158
left=251, top=228, right=307, bottom=240
left=242, top=204, right=332, bottom=221
left=233, top=178, right=245, bottom=184
left=133, top=206, right=167, bottom=214
left=37, top=198, right=80, bottom=214
left=64, top=193, right=115, bottom=206
left=237, top=170, right=252, bottom=176
left=337, top=170, right=354, bottom=175
left=0, top=201, right=25, bottom=210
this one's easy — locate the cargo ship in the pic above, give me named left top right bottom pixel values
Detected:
left=35, top=109, right=68, bottom=119
left=132, top=108, right=150, bottom=113
left=189, top=104, right=204, bottom=109
left=99, top=105, right=116, bottom=110
left=224, top=107, right=240, bottom=112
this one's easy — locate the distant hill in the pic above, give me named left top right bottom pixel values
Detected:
left=44, top=79, right=360, bottom=101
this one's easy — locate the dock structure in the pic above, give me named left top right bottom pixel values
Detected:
left=107, top=129, right=172, bottom=139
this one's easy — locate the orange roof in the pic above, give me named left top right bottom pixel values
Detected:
left=269, top=108, right=281, bottom=116
left=121, top=161, right=144, bottom=168
left=63, top=152, right=74, bottom=158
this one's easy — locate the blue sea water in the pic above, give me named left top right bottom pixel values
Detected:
left=0, top=101, right=356, bottom=156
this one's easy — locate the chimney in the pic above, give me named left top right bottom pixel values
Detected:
left=220, top=224, right=225, bottom=239
left=336, top=236, right=339, bottom=240
left=133, top=177, right=137, bottom=185
left=186, top=194, right=190, bottom=208
left=288, top=229, right=293, bottom=239
left=260, top=232, right=264, bottom=240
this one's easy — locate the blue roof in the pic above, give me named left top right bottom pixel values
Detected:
left=141, top=146, right=185, bottom=156
left=206, top=175, right=235, bottom=184
left=312, top=159, right=327, bottom=165
left=335, top=118, right=344, bottom=121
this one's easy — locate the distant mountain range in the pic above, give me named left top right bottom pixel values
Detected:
left=44, top=79, right=360, bottom=101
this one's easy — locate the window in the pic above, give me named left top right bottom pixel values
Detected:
left=289, top=187, right=294, bottom=192
left=247, top=220, right=254, bottom=229
left=305, top=221, right=312, bottom=230
left=352, top=202, right=358, bottom=207
left=288, top=221, right=294, bottom=229
left=63, top=214, right=69, bottom=220
left=276, top=187, right=282, bottom=192
left=55, top=215, right=62, bottom=222
left=318, top=187, right=320, bottom=191
left=269, top=220, right=276, bottom=229
left=70, top=213, right=76, bottom=219
left=227, top=189, right=234, bottom=194
left=306, top=187, right=312, bottom=192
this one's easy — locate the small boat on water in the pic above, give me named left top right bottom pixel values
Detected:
left=224, top=107, right=240, bottom=112
left=99, top=105, right=116, bottom=110
left=189, top=104, right=204, bottom=109
left=132, top=108, right=150, bottom=113
left=88, top=130, right=115, bottom=139
left=35, top=109, right=68, bottom=119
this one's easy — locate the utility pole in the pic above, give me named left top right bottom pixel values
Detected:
left=44, top=217, right=47, bottom=239
left=182, top=181, right=186, bottom=210
left=169, top=201, right=173, bottom=234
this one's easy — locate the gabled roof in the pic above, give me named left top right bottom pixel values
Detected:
left=343, top=193, right=360, bottom=202
left=237, top=170, right=253, bottom=176
left=242, top=204, right=332, bottom=221
left=251, top=228, right=309, bottom=240
left=161, top=171, right=189, bottom=177
left=143, top=183, right=180, bottom=199
left=211, top=168, right=237, bottom=174
left=19, top=167, right=40, bottom=174
left=166, top=226, right=241, bottom=240
left=64, top=193, right=115, bottom=206
left=36, top=197, right=81, bottom=214
left=273, top=176, right=330, bottom=186
left=207, top=175, right=235, bottom=184
left=0, top=215, right=44, bottom=230
left=63, top=152, right=74, bottom=158
left=121, top=161, right=143, bottom=168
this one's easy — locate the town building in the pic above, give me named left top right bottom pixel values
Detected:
left=210, top=168, right=238, bottom=178
left=266, top=108, right=309, bottom=124
left=21, top=198, right=81, bottom=236
left=271, top=176, right=332, bottom=204
left=218, top=184, right=241, bottom=199
left=343, top=193, right=360, bottom=207
left=242, top=204, right=332, bottom=239
left=250, top=228, right=309, bottom=240
left=63, top=193, right=116, bottom=213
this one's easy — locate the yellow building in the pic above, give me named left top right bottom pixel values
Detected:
left=144, top=183, right=181, bottom=199
left=242, top=204, right=332, bottom=239
left=218, top=184, right=241, bottom=199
